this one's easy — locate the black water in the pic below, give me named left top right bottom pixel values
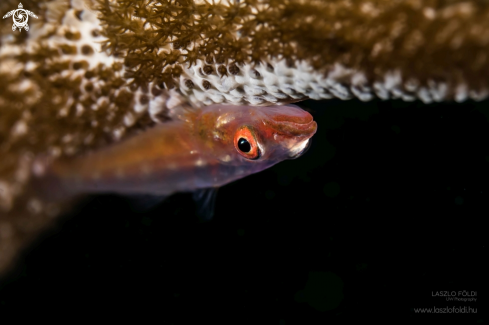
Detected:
left=0, top=98, right=486, bottom=323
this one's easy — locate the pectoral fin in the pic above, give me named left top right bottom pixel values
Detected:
left=126, top=194, right=168, bottom=212
left=192, top=187, right=219, bottom=222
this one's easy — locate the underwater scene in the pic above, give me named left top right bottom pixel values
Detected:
left=0, top=0, right=486, bottom=323
left=1, top=98, right=486, bottom=323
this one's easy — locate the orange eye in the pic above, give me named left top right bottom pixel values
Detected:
left=234, top=126, right=260, bottom=159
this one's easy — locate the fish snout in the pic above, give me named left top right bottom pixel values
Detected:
left=261, top=105, right=317, bottom=159
left=263, top=104, right=317, bottom=138
left=264, top=104, right=314, bottom=125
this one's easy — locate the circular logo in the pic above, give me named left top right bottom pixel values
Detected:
left=13, top=9, right=28, bottom=28
left=2, top=3, right=38, bottom=32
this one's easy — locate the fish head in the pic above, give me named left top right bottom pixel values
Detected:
left=194, top=104, right=317, bottom=176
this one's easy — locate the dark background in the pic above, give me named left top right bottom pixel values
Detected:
left=0, top=98, right=486, bottom=323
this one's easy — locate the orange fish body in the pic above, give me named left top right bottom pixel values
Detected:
left=34, top=104, right=317, bottom=200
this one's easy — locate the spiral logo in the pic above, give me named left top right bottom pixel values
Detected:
left=13, top=9, right=28, bottom=28
left=2, top=3, right=38, bottom=32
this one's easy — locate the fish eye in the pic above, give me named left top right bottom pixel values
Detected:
left=234, top=126, right=260, bottom=159
left=238, top=138, right=251, bottom=153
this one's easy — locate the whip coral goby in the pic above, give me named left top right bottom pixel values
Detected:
left=1, top=0, right=489, bottom=275
left=32, top=104, right=316, bottom=201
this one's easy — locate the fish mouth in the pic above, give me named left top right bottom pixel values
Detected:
left=289, top=137, right=313, bottom=159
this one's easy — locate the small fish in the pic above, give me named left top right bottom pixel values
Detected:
left=32, top=104, right=317, bottom=214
